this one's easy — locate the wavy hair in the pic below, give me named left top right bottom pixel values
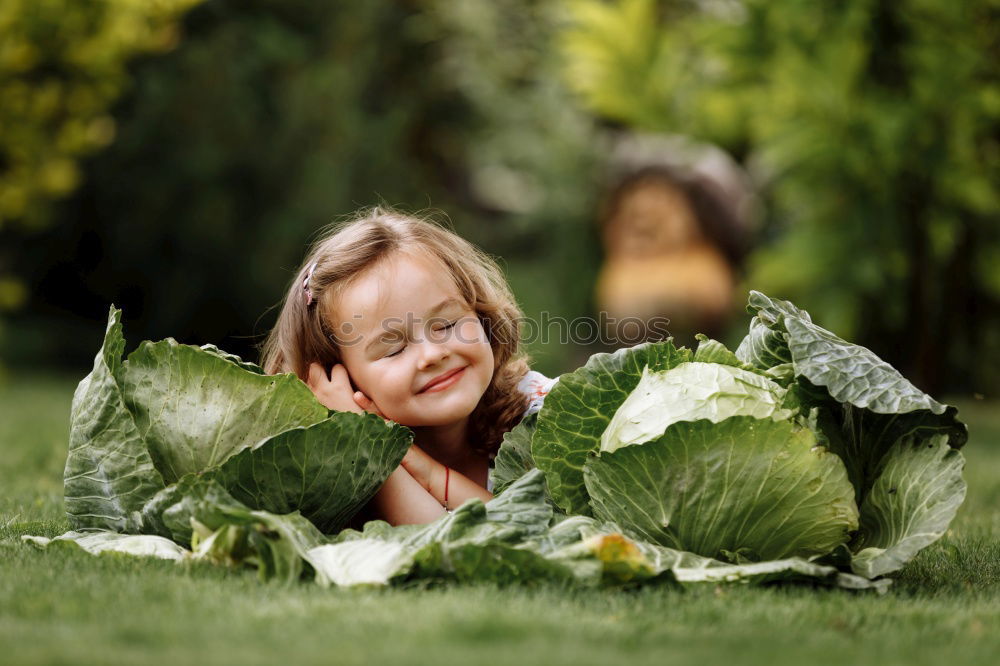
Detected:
left=260, top=206, right=530, bottom=458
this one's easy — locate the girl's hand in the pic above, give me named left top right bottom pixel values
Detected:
left=351, top=390, right=386, bottom=419
left=307, top=362, right=385, bottom=418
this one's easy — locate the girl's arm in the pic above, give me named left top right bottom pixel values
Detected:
left=401, top=445, right=492, bottom=509
left=370, top=466, right=447, bottom=525
left=304, top=362, right=489, bottom=522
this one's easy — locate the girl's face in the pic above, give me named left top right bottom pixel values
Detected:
left=327, top=252, right=495, bottom=428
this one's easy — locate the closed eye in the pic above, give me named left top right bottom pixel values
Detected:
left=429, top=320, right=457, bottom=340
left=384, top=320, right=457, bottom=357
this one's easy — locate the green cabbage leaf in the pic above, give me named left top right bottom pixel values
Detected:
left=59, top=306, right=411, bottom=548
left=32, top=292, right=965, bottom=591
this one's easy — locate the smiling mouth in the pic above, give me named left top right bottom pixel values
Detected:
left=419, top=366, right=466, bottom=393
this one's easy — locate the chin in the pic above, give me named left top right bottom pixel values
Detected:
left=399, top=401, right=478, bottom=428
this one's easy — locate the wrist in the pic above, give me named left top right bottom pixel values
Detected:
left=428, top=461, right=448, bottom=505
left=442, top=464, right=451, bottom=512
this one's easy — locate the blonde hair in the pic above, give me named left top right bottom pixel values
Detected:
left=260, top=206, right=531, bottom=457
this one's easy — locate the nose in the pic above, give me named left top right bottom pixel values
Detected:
left=416, top=338, right=450, bottom=370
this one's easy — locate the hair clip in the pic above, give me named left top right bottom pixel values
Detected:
left=302, top=261, right=319, bottom=307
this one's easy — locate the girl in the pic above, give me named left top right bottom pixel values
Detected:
left=260, top=207, right=555, bottom=526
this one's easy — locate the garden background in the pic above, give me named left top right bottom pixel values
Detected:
left=1, top=1, right=998, bottom=663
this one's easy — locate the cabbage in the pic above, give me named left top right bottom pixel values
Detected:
left=27, top=293, right=965, bottom=591
left=521, top=291, right=966, bottom=583
left=600, top=362, right=793, bottom=452
left=58, top=306, right=413, bottom=544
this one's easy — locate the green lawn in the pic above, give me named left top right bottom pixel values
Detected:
left=1, top=374, right=998, bottom=666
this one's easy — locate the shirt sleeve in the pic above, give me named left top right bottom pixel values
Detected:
left=517, top=369, right=558, bottom=418
left=487, top=370, right=559, bottom=491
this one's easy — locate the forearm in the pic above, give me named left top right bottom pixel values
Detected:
left=370, top=466, right=447, bottom=525
left=401, top=446, right=492, bottom=509
left=435, top=464, right=492, bottom=509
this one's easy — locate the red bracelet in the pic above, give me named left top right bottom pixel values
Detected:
left=444, top=465, right=450, bottom=512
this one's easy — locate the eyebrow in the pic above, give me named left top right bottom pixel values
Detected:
left=363, top=297, right=465, bottom=354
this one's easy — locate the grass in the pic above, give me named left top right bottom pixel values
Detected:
left=1, top=374, right=998, bottom=666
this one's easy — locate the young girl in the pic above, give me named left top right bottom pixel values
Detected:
left=260, top=207, right=555, bottom=526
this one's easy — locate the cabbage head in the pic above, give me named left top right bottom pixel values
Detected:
left=501, top=292, right=966, bottom=583
left=60, top=307, right=413, bottom=542
left=27, top=294, right=965, bottom=591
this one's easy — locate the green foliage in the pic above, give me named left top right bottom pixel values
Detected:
left=0, top=0, right=201, bottom=228
left=12, top=0, right=600, bottom=377
left=0, top=0, right=201, bottom=369
left=58, top=0, right=449, bottom=344
left=560, top=0, right=1000, bottom=392
left=416, top=0, right=606, bottom=354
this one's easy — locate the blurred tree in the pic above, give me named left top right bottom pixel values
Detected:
left=415, top=0, right=604, bottom=371
left=0, top=0, right=201, bottom=367
left=9, top=0, right=602, bottom=377
left=0, top=0, right=201, bottom=228
left=10, top=0, right=446, bottom=366
left=560, top=0, right=1000, bottom=393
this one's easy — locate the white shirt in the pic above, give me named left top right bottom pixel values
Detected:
left=486, top=369, right=558, bottom=493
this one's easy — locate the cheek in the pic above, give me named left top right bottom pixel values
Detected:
left=369, top=365, right=414, bottom=402
left=457, top=319, right=489, bottom=347
left=461, top=321, right=495, bottom=373
left=481, top=338, right=495, bottom=370
left=339, top=358, right=386, bottom=402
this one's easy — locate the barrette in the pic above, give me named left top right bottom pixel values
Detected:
left=302, top=261, right=319, bottom=307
